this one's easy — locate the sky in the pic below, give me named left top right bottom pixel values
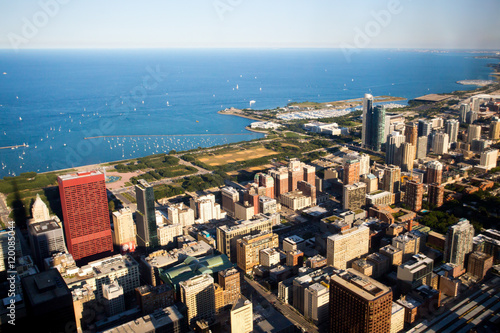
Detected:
left=0, top=0, right=499, bottom=50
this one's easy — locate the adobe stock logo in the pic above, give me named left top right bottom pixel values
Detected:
left=213, top=0, right=244, bottom=21
left=340, top=0, right=404, bottom=63
left=7, top=0, right=72, bottom=51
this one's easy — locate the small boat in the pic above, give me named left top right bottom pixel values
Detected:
left=196, top=120, right=199, bottom=123
left=19, top=117, right=22, bottom=121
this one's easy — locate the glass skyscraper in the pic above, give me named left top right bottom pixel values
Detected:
left=136, top=179, right=158, bottom=250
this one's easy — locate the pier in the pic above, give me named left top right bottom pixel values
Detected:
left=84, top=133, right=254, bottom=140
left=0, top=144, right=27, bottom=150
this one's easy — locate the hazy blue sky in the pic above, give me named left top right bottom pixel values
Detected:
left=1, top=0, right=499, bottom=49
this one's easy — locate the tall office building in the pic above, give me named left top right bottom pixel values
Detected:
left=372, top=105, right=386, bottom=152
left=432, top=132, right=449, bottom=155
left=179, top=274, right=216, bottom=326
left=269, top=167, right=289, bottom=198
left=382, top=165, right=401, bottom=194
left=255, top=173, right=275, bottom=198
left=426, top=161, right=443, bottom=185
left=219, top=268, right=241, bottom=307
left=288, top=158, right=304, bottom=191
left=490, top=118, right=500, bottom=140
left=190, top=193, right=221, bottom=223
left=167, top=202, right=195, bottom=227
left=385, top=114, right=406, bottom=144
left=405, top=122, right=418, bottom=146
left=362, top=94, right=374, bottom=149
left=304, top=283, right=329, bottom=325
left=28, top=219, right=66, bottom=268
left=222, top=187, right=240, bottom=216
left=236, top=230, right=278, bottom=273
left=418, top=119, right=433, bottom=137
left=344, top=152, right=370, bottom=176
left=396, top=254, right=434, bottom=292
left=404, top=180, right=423, bottom=212
left=112, top=208, right=136, bottom=253
left=230, top=295, right=253, bottom=333
left=428, top=184, right=444, bottom=208
left=327, top=226, right=370, bottom=269
left=416, top=136, right=428, bottom=159
left=303, top=164, right=316, bottom=185
left=445, top=119, right=459, bottom=144
left=466, top=111, right=478, bottom=124
left=57, top=171, right=112, bottom=261
left=459, top=103, right=470, bottom=124
left=329, top=269, right=392, bottom=333
left=400, top=143, right=416, bottom=172
left=0, top=229, right=22, bottom=274
left=471, top=97, right=480, bottom=112
left=343, top=159, right=360, bottom=185
left=31, top=194, right=50, bottom=223
left=468, top=124, right=481, bottom=144
left=479, top=149, right=499, bottom=171
left=102, top=281, right=125, bottom=317
left=444, top=218, right=474, bottom=268
left=386, top=132, right=405, bottom=165
left=136, top=179, right=158, bottom=250
left=342, top=182, right=367, bottom=211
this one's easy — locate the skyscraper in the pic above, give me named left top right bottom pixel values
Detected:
left=444, top=218, right=474, bottom=268
left=428, top=184, right=444, bottom=208
left=445, top=119, right=459, bottom=144
left=343, top=159, right=360, bottom=185
left=362, top=93, right=374, bottom=149
left=112, top=207, right=136, bottom=253
left=426, top=161, right=443, bottom=185
left=31, top=194, right=50, bottom=223
left=382, top=165, right=401, bottom=195
left=404, top=180, right=423, bottom=212
left=416, top=136, right=428, bottom=159
left=28, top=219, right=66, bottom=268
left=57, top=171, right=112, bottom=261
left=468, top=124, right=481, bottom=144
left=180, top=274, right=216, bottom=326
left=327, top=226, right=370, bottom=269
left=466, top=111, right=478, bottom=124
left=136, top=179, right=158, bottom=250
left=490, top=118, right=500, bottom=140
left=405, top=122, right=418, bottom=146
left=372, top=105, right=386, bottom=152
left=269, top=167, right=289, bottom=198
left=479, top=149, right=499, bottom=170
left=418, top=119, right=433, bottom=137
left=230, top=295, right=253, bottom=333
left=222, top=187, right=240, bottom=216
left=343, top=152, right=370, bottom=176
left=432, top=132, right=449, bottom=155
left=386, top=132, right=405, bottom=165
left=329, top=269, right=392, bottom=333
left=400, top=142, right=416, bottom=172
left=459, top=103, right=470, bottom=124
left=342, top=182, right=367, bottom=211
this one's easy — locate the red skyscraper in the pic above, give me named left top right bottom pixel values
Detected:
left=58, top=171, right=112, bottom=261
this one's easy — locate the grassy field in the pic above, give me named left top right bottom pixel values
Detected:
left=197, top=146, right=278, bottom=167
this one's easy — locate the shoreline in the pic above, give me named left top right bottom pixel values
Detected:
left=217, top=109, right=262, bottom=121
left=244, top=126, right=270, bottom=134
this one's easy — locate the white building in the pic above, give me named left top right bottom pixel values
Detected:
left=304, top=283, right=329, bottom=325
left=250, top=121, right=282, bottom=130
left=168, top=202, right=195, bottom=227
left=283, top=235, right=305, bottom=253
left=343, top=152, right=370, bottom=176
left=390, top=302, right=405, bottom=333
left=479, top=149, right=498, bottom=171
left=31, top=194, right=50, bottom=223
left=432, top=132, right=449, bottom=155
left=190, top=194, right=222, bottom=223
left=180, top=274, right=215, bottom=325
left=102, top=281, right=125, bottom=317
left=157, top=223, right=183, bottom=247
left=260, top=248, right=280, bottom=268
left=231, top=295, right=253, bottom=333
left=327, top=226, right=370, bottom=269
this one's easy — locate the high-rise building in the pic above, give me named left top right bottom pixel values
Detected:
left=382, top=165, right=401, bottom=194
left=219, top=268, right=241, bottom=307
left=31, top=193, right=50, bottom=223
left=167, top=202, right=195, bottom=227
left=391, top=302, right=405, bottom=333
left=112, top=208, right=136, bottom=253
left=444, top=218, right=474, bottom=268
left=479, top=149, right=499, bottom=171
left=392, top=232, right=424, bottom=263
left=428, top=184, right=444, bottom=208
left=269, top=167, right=289, bottom=198
left=362, top=93, right=374, bottom=149
left=28, top=219, right=66, bottom=268
left=327, top=226, right=370, bottom=269
left=297, top=180, right=317, bottom=205
left=386, top=132, right=405, bottom=165
left=179, top=274, right=216, bottom=326
left=400, top=143, right=416, bottom=172
left=445, top=119, right=459, bottom=144
left=385, top=114, right=406, bottom=144
left=230, top=295, right=253, bottom=333
left=466, top=111, right=478, bottom=124
left=136, top=179, right=158, bottom=250
left=360, top=173, right=378, bottom=194
left=396, top=254, right=434, bottom=292
left=342, top=182, right=367, bottom=211
left=303, top=164, right=316, bottom=185
left=288, top=158, right=304, bottom=191
left=222, top=187, right=240, bottom=216
left=236, top=230, right=278, bottom=273
left=22, top=269, right=75, bottom=333
left=255, top=173, right=275, bottom=198
left=459, top=103, right=470, bottom=124
left=404, top=180, right=423, bottom=212
left=344, top=152, right=370, bottom=176
left=426, top=160, right=443, bottom=185
left=343, top=159, right=360, bottom=185
left=468, top=124, right=481, bottom=144
left=190, top=193, right=221, bottom=223
left=329, top=269, right=392, bottom=333
left=471, top=97, right=480, bottom=112
left=157, top=223, right=183, bottom=247
left=432, top=132, right=449, bottom=155
left=467, top=251, right=493, bottom=281
left=416, top=136, right=428, bottom=159
left=372, top=105, right=386, bottom=152
left=304, top=283, right=329, bottom=325
left=102, top=281, right=125, bottom=316
left=418, top=119, right=433, bottom=137
left=135, top=284, right=175, bottom=315
left=489, top=118, right=500, bottom=140
left=405, top=122, right=418, bottom=146
left=216, top=215, right=274, bottom=262
left=57, top=171, right=112, bottom=261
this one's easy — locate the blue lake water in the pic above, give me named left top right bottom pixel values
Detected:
left=0, top=49, right=495, bottom=178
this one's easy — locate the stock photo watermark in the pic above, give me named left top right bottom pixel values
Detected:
left=6, top=221, right=17, bottom=326
left=7, top=0, right=72, bottom=50
left=340, top=0, right=404, bottom=62
left=213, top=0, right=244, bottom=21
left=50, top=65, right=166, bottom=171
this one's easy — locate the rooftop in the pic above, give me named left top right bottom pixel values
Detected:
left=58, top=170, right=103, bottom=181
left=103, top=305, right=184, bottom=333
left=22, top=269, right=71, bottom=306
left=63, top=254, right=138, bottom=284
left=283, top=235, right=304, bottom=244
left=30, top=219, right=62, bottom=233
left=142, top=241, right=212, bottom=268
left=333, top=269, right=391, bottom=300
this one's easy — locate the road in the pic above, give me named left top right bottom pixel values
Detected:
left=244, top=276, right=319, bottom=333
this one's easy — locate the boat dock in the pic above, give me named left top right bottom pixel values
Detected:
left=0, top=144, right=27, bottom=150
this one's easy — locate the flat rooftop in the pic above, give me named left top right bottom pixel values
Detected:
left=332, top=269, right=391, bottom=300
left=30, top=219, right=62, bottom=233
left=414, top=94, right=453, bottom=102
left=58, top=170, right=103, bottom=181
left=284, top=235, right=304, bottom=244
left=142, top=241, right=212, bottom=268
